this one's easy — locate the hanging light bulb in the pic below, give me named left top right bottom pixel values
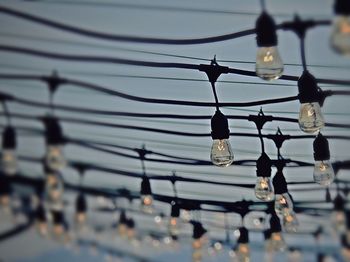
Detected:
left=126, top=218, right=136, bottom=240
left=255, top=153, right=274, bottom=201
left=44, top=168, right=64, bottom=212
left=168, top=202, right=181, bottom=237
left=210, top=110, right=234, bottom=167
left=288, top=247, right=302, bottom=262
left=273, top=171, right=294, bottom=215
left=0, top=175, right=11, bottom=207
left=331, top=194, right=346, bottom=233
left=283, top=211, right=299, bottom=233
left=117, top=210, right=128, bottom=237
left=313, top=133, right=335, bottom=186
left=192, top=222, right=207, bottom=262
left=52, top=210, right=65, bottom=238
left=235, top=227, right=250, bottom=262
left=269, top=213, right=286, bottom=252
left=255, top=12, right=283, bottom=80
left=263, top=229, right=273, bottom=253
left=1, top=126, right=17, bottom=176
left=341, top=210, right=350, bottom=260
left=75, top=193, right=87, bottom=225
left=35, top=203, right=48, bottom=236
left=297, top=71, right=325, bottom=134
left=140, top=176, right=153, bottom=213
left=331, top=0, right=350, bottom=55
left=44, top=117, right=66, bottom=171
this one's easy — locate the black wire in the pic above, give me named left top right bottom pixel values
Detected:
left=210, top=82, right=220, bottom=111
left=1, top=100, right=11, bottom=126
left=300, top=37, right=307, bottom=71
left=260, top=0, right=266, bottom=11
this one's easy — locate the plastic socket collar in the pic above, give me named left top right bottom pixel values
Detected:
left=273, top=171, right=288, bottom=194
left=211, top=110, right=230, bottom=140
left=141, top=176, right=152, bottom=195
left=256, top=152, right=272, bottom=177
left=313, top=133, right=330, bottom=161
left=256, top=12, right=278, bottom=47
left=298, top=71, right=320, bottom=104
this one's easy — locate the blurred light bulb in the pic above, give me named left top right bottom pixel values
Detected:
left=117, top=224, right=127, bottom=237
left=75, top=212, right=87, bottom=224
left=192, top=239, right=202, bottom=250
left=270, top=232, right=286, bottom=252
left=169, top=217, right=180, bottom=236
left=46, top=145, right=66, bottom=171
left=1, top=149, right=17, bottom=175
left=141, top=194, right=153, bottom=213
left=298, top=102, right=325, bottom=134
left=44, top=174, right=64, bottom=211
left=283, top=211, right=299, bottom=233
left=275, top=193, right=294, bottom=216
left=36, top=221, right=48, bottom=236
left=210, top=139, right=234, bottom=167
left=331, top=16, right=350, bottom=55
left=331, top=210, right=346, bottom=233
left=313, top=160, right=335, bottom=186
left=236, top=243, right=250, bottom=262
left=255, top=177, right=274, bottom=201
left=256, top=47, right=283, bottom=80
left=192, top=248, right=202, bottom=262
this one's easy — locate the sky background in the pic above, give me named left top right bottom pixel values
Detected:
left=0, top=0, right=349, bottom=261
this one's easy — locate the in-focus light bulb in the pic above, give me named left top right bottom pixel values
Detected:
left=331, top=15, right=350, bottom=55
left=256, top=47, right=283, bottom=80
left=210, top=139, right=234, bottom=167
left=283, top=211, right=299, bottom=233
left=275, top=193, right=293, bottom=216
left=255, top=177, right=274, bottom=201
left=1, top=149, right=17, bottom=176
left=270, top=232, right=286, bottom=252
left=46, top=145, right=66, bottom=171
left=313, top=160, right=335, bottom=186
left=298, top=102, right=325, bottom=134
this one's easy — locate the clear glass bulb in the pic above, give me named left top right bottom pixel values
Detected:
left=313, top=160, right=335, bottom=186
left=270, top=232, right=286, bottom=252
left=298, top=102, right=325, bottom=134
left=283, top=211, right=299, bottom=233
left=236, top=243, right=250, bottom=262
left=44, top=174, right=64, bottom=211
left=256, top=46, right=284, bottom=80
left=210, top=139, right=234, bottom=167
left=331, top=210, right=346, bottom=233
left=274, top=193, right=293, bottom=216
left=1, top=149, right=17, bottom=176
left=168, top=217, right=180, bottom=236
left=46, top=145, right=66, bottom=171
left=255, top=177, right=274, bottom=201
left=331, top=16, right=350, bottom=56
left=140, top=194, right=153, bottom=213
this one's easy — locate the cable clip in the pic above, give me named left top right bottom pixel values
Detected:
left=248, top=108, right=273, bottom=130
left=199, top=55, right=229, bottom=84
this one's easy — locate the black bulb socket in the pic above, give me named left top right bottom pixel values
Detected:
left=237, top=227, right=249, bottom=244
left=76, top=193, right=87, bottom=213
left=44, top=117, right=64, bottom=146
left=298, top=71, right=321, bottom=104
left=171, top=202, right=180, bottom=218
left=2, top=126, right=16, bottom=150
left=140, top=176, right=152, bottom=195
left=270, top=213, right=282, bottom=233
left=335, top=0, right=350, bottom=15
left=273, top=171, right=288, bottom=194
left=313, top=133, right=330, bottom=161
left=256, top=152, right=272, bottom=177
left=334, top=194, right=345, bottom=211
left=256, top=12, right=278, bottom=47
left=211, top=110, right=230, bottom=140
left=193, top=222, right=207, bottom=239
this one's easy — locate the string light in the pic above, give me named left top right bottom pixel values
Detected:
left=269, top=213, right=287, bottom=252
left=117, top=210, right=128, bottom=237
left=331, top=193, right=346, bottom=233
left=75, top=193, right=87, bottom=225
left=282, top=211, right=299, bottom=233
left=35, top=203, right=48, bottom=237
left=234, top=227, right=250, bottom=262
left=43, top=117, right=66, bottom=171
left=1, top=126, right=17, bottom=176
left=255, top=12, right=284, bottom=80
left=44, top=166, right=64, bottom=212
left=192, top=222, right=207, bottom=262
left=331, top=0, right=350, bottom=55
left=168, top=201, right=181, bottom=238
left=272, top=171, right=294, bottom=216
left=341, top=210, right=350, bottom=260
left=313, top=133, right=335, bottom=186
left=210, top=110, right=234, bottom=167
left=255, top=153, right=274, bottom=201
left=51, top=210, right=65, bottom=238
left=140, top=176, right=153, bottom=213
left=0, top=175, right=11, bottom=208
left=297, top=71, right=325, bottom=134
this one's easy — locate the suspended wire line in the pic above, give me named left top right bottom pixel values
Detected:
left=1, top=31, right=348, bottom=70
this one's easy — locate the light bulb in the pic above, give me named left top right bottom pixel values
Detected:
left=270, top=232, right=286, bottom=252
left=236, top=243, right=250, bottom=262
left=192, top=248, right=202, bottom=262
left=1, top=149, right=17, bottom=175
left=256, top=47, right=283, bottom=80
left=298, top=102, right=325, bottom=134
left=331, top=15, right=350, bottom=55
left=313, top=160, right=335, bottom=186
left=331, top=210, right=346, bottom=233
left=255, top=177, right=274, bottom=201
left=141, top=194, right=153, bottom=213
left=117, top=223, right=127, bottom=237
left=36, top=221, right=48, bottom=236
left=192, top=238, right=202, bottom=250
left=46, top=145, right=66, bottom=171
left=169, top=217, right=180, bottom=236
left=283, top=211, right=299, bottom=233
left=210, top=139, right=234, bottom=167
left=274, top=193, right=293, bottom=216
left=44, top=173, right=64, bottom=211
